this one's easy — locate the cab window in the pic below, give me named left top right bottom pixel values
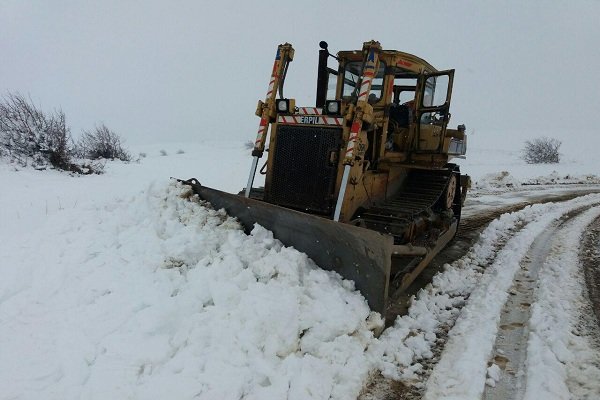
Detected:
left=420, top=75, right=450, bottom=124
left=423, top=79, right=434, bottom=107
left=393, top=77, right=417, bottom=105
left=342, top=61, right=386, bottom=103
left=421, top=75, right=449, bottom=108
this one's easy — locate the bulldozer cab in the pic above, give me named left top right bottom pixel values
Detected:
left=332, top=48, right=461, bottom=160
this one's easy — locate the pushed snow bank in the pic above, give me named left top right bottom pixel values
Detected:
left=474, top=170, right=600, bottom=191
left=0, top=181, right=381, bottom=400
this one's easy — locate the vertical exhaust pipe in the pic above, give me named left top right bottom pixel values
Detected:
left=315, top=41, right=329, bottom=108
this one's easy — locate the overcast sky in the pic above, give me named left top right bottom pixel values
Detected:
left=1, top=1, right=599, bottom=148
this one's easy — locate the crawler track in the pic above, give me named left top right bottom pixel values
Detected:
left=354, top=169, right=452, bottom=242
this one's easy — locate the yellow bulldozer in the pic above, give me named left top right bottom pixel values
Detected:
left=183, top=40, right=469, bottom=314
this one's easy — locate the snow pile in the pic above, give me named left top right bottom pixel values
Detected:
left=522, top=171, right=600, bottom=186
left=475, top=170, right=522, bottom=190
left=474, top=170, right=600, bottom=192
left=0, top=181, right=381, bottom=400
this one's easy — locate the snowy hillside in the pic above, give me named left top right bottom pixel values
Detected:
left=2, top=140, right=600, bottom=399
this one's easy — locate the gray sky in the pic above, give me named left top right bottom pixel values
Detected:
left=2, top=1, right=599, bottom=146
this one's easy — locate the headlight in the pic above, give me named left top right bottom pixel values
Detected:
left=276, top=99, right=290, bottom=113
left=325, top=100, right=341, bottom=115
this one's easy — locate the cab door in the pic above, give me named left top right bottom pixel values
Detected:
left=415, top=70, right=454, bottom=152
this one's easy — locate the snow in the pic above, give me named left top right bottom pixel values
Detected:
left=524, top=207, right=600, bottom=400
left=0, top=173, right=379, bottom=399
left=486, top=363, right=501, bottom=387
left=423, top=195, right=600, bottom=399
left=2, top=139, right=600, bottom=399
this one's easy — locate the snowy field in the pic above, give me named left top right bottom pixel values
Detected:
left=1, top=138, right=600, bottom=399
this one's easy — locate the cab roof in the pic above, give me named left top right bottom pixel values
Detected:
left=337, top=49, right=438, bottom=74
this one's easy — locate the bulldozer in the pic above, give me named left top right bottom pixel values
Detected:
left=183, top=40, right=469, bottom=315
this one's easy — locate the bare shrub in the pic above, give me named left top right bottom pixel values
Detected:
left=75, top=123, right=131, bottom=161
left=160, top=149, right=167, bottom=156
left=522, top=137, right=561, bottom=164
left=0, top=92, right=72, bottom=169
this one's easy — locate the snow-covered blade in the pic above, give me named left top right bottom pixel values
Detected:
left=182, top=178, right=394, bottom=313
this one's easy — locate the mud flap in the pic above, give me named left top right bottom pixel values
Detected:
left=184, top=180, right=393, bottom=313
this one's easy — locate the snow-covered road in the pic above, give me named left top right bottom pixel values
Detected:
left=484, top=207, right=600, bottom=399
left=2, top=148, right=600, bottom=399
left=426, top=201, right=600, bottom=399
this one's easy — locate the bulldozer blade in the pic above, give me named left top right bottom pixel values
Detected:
left=183, top=179, right=394, bottom=313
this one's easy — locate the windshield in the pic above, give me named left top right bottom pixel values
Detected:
left=342, top=61, right=386, bottom=103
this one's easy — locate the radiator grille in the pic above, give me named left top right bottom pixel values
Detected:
left=268, top=125, right=342, bottom=214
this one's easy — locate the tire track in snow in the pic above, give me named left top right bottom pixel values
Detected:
left=521, top=207, right=600, bottom=400
left=483, top=207, right=595, bottom=400
left=422, top=196, right=600, bottom=400
left=582, top=217, right=600, bottom=330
